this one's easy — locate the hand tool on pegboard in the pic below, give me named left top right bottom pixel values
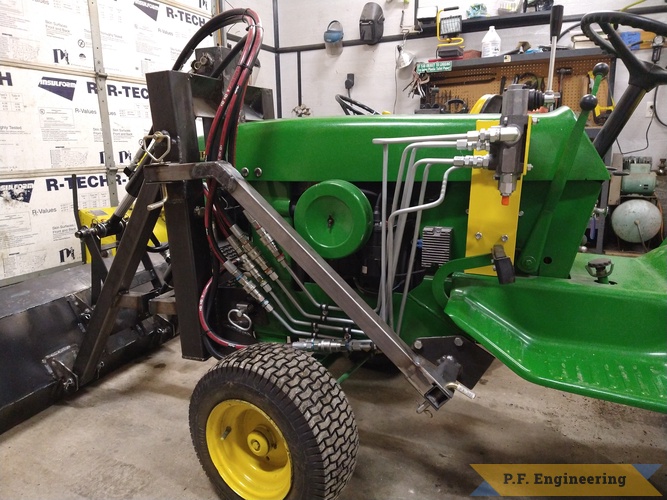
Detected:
left=438, top=73, right=496, bottom=86
left=443, top=97, right=469, bottom=113
left=586, top=70, right=614, bottom=124
left=556, top=67, right=572, bottom=107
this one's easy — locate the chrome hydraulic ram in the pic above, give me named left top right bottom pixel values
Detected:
left=145, top=160, right=474, bottom=410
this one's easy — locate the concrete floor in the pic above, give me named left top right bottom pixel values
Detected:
left=1, top=338, right=665, bottom=500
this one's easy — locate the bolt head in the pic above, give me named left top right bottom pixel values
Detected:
left=247, top=431, right=270, bottom=457
left=522, top=256, right=536, bottom=268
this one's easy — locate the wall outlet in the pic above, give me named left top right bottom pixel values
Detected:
left=646, top=102, right=654, bottom=117
left=345, top=73, right=354, bottom=90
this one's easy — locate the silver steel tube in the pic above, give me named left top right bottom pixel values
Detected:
left=386, top=158, right=456, bottom=324
left=396, top=162, right=436, bottom=334
left=275, top=279, right=356, bottom=325
left=379, top=144, right=389, bottom=321
left=386, top=166, right=465, bottom=328
left=394, top=157, right=484, bottom=333
left=269, top=291, right=365, bottom=336
left=393, top=141, right=462, bottom=237
left=372, top=133, right=469, bottom=145
left=393, top=142, right=456, bottom=221
left=244, top=211, right=346, bottom=313
left=270, top=309, right=340, bottom=339
left=546, top=35, right=558, bottom=92
left=388, top=166, right=464, bottom=226
left=381, top=141, right=457, bottom=321
left=392, top=148, right=456, bottom=277
left=281, top=262, right=344, bottom=313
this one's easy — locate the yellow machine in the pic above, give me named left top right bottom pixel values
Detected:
left=79, top=207, right=168, bottom=262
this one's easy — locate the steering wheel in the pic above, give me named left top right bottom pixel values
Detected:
left=581, top=11, right=667, bottom=90
left=335, top=94, right=381, bottom=115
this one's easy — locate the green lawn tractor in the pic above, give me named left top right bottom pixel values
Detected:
left=3, top=7, right=664, bottom=500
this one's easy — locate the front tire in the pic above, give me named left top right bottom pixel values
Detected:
left=189, top=343, right=359, bottom=500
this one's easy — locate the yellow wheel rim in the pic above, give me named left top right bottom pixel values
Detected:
left=206, top=399, right=291, bottom=500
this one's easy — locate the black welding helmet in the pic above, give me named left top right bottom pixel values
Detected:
left=359, top=2, right=384, bottom=45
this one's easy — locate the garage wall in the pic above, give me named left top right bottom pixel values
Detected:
left=277, top=0, right=667, bottom=122
left=0, top=0, right=212, bottom=284
left=0, top=0, right=285, bottom=285
left=272, top=1, right=666, bottom=162
left=612, top=44, right=667, bottom=162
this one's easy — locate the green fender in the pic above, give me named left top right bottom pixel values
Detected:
left=442, top=246, right=667, bottom=413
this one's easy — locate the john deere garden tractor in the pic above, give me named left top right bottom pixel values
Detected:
left=1, top=7, right=665, bottom=500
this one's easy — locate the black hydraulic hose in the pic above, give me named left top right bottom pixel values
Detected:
left=146, top=233, right=168, bottom=253
left=225, top=85, right=248, bottom=163
left=211, top=29, right=259, bottom=158
left=127, top=9, right=253, bottom=177
left=171, top=9, right=251, bottom=71
left=145, top=245, right=168, bottom=253
left=210, top=33, right=249, bottom=79
left=175, top=9, right=257, bottom=163
left=206, top=258, right=221, bottom=321
left=220, top=91, right=246, bottom=163
left=206, top=14, right=262, bottom=161
left=116, top=11, right=251, bottom=224
left=159, top=265, right=172, bottom=294
left=199, top=270, right=255, bottom=351
left=71, top=173, right=87, bottom=263
left=557, top=22, right=581, bottom=42
left=117, top=11, right=256, bottom=224
left=202, top=335, right=225, bottom=360
left=124, top=159, right=147, bottom=198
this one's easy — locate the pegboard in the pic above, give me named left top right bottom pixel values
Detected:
left=422, top=52, right=614, bottom=125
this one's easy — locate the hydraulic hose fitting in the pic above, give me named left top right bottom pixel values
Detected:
left=244, top=211, right=285, bottom=261
left=227, top=233, right=279, bottom=282
left=457, top=126, right=523, bottom=152
left=239, top=253, right=272, bottom=292
left=230, top=225, right=260, bottom=261
left=75, top=218, right=127, bottom=239
left=245, top=246, right=279, bottom=281
left=452, top=155, right=490, bottom=168
left=226, top=234, right=244, bottom=256
left=229, top=224, right=249, bottom=245
left=223, top=260, right=274, bottom=312
left=291, top=339, right=374, bottom=353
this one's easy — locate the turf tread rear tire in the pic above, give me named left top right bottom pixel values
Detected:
left=189, top=343, right=358, bottom=500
